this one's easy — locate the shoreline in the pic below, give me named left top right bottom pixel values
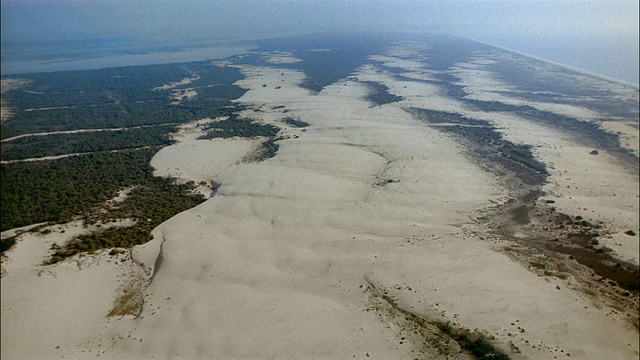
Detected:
left=464, top=36, right=640, bottom=88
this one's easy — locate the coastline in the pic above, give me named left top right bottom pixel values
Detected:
left=465, top=36, right=640, bottom=89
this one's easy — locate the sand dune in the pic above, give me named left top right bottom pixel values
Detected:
left=1, top=46, right=638, bottom=359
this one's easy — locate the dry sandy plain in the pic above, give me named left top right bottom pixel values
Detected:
left=1, top=43, right=639, bottom=359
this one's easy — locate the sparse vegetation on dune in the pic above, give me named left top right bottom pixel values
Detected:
left=410, top=108, right=548, bottom=186
left=198, top=115, right=280, bottom=139
left=283, top=117, right=310, bottom=128
left=365, top=278, right=512, bottom=359
left=362, top=81, right=403, bottom=106
left=45, top=178, right=205, bottom=264
left=1, top=60, right=249, bottom=256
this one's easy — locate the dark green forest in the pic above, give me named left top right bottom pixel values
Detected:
left=1, top=125, right=175, bottom=160
left=2, top=148, right=161, bottom=229
left=1, top=62, right=245, bottom=139
left=0, top=60, right=261, bottom=259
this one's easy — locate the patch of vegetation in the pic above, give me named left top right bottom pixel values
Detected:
left=1, top=149, right=158, bottom=231
left=362, top=81, right=403, bottom=106
left=283, top=117, right=310, bottom=128
left=199, top=115, right=280, bottom=139
left=1, top=60, right=248, bottom=257
left=549, top=213, right=640, bottom=292
left=439, top=323, right=511, bottom=360
left=107, top=280, right=143, bottom=317
left=1, top=125, right=176, bottom=160
left=0, top=237, right=17, bottom=253
left=366, top=278, right=511, bottom=359
left=45, top=178, right=205, bottom=264
left=254, top=138, right=280, bottom=162
left=410, top=108, right=548, bottom=186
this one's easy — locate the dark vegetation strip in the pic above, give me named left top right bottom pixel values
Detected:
left=283, top=117, right=310, bottom=128
left=410, top=108, right=548, bottom=187
left=362, top=81, right=403, bottom=106
left=1, top=125, right=176, bottom=160
left=541, top=212, right=639, bottom=292
left=254, top=138, right=279, bottom=162
left=198, top=115, right=282, bottom=162
left=464, top=99, right=639, bottom=170
left=198, top=115, right=280, bottom=139
left=366, top=278, right=511, bottom=360
left=0, top=237, right=16, bottom=253
left=1, top=60, right=251, bottom=258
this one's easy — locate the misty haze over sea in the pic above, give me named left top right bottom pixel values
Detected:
left=1, top=0, right=639, bottom=85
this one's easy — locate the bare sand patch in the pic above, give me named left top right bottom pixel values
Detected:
left=150, top=116, right=259, bottom=194
left=153, top=73, right=200, bottom=91
left=168, top=88, right=198, bottom=105
left=151, top=137, right=257, bottom=187
left=261, top=51, right=302, bottom=64
left=60, top=65, right=504, bottom=359
left=1, top=220, right=144, bottom=359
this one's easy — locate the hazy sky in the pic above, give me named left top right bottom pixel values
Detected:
left=1, top=0, right=639, bottom=84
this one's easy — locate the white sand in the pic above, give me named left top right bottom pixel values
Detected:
left=2, top=46, right=638, bottom=360
left=1, top=78, right=31, bottom=124
left=153, top=74, right=200, bottom=91
left=1, top=220, right=142, bottom=359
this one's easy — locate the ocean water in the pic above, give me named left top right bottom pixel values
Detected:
left=479, top=32, right=640, bottom=86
